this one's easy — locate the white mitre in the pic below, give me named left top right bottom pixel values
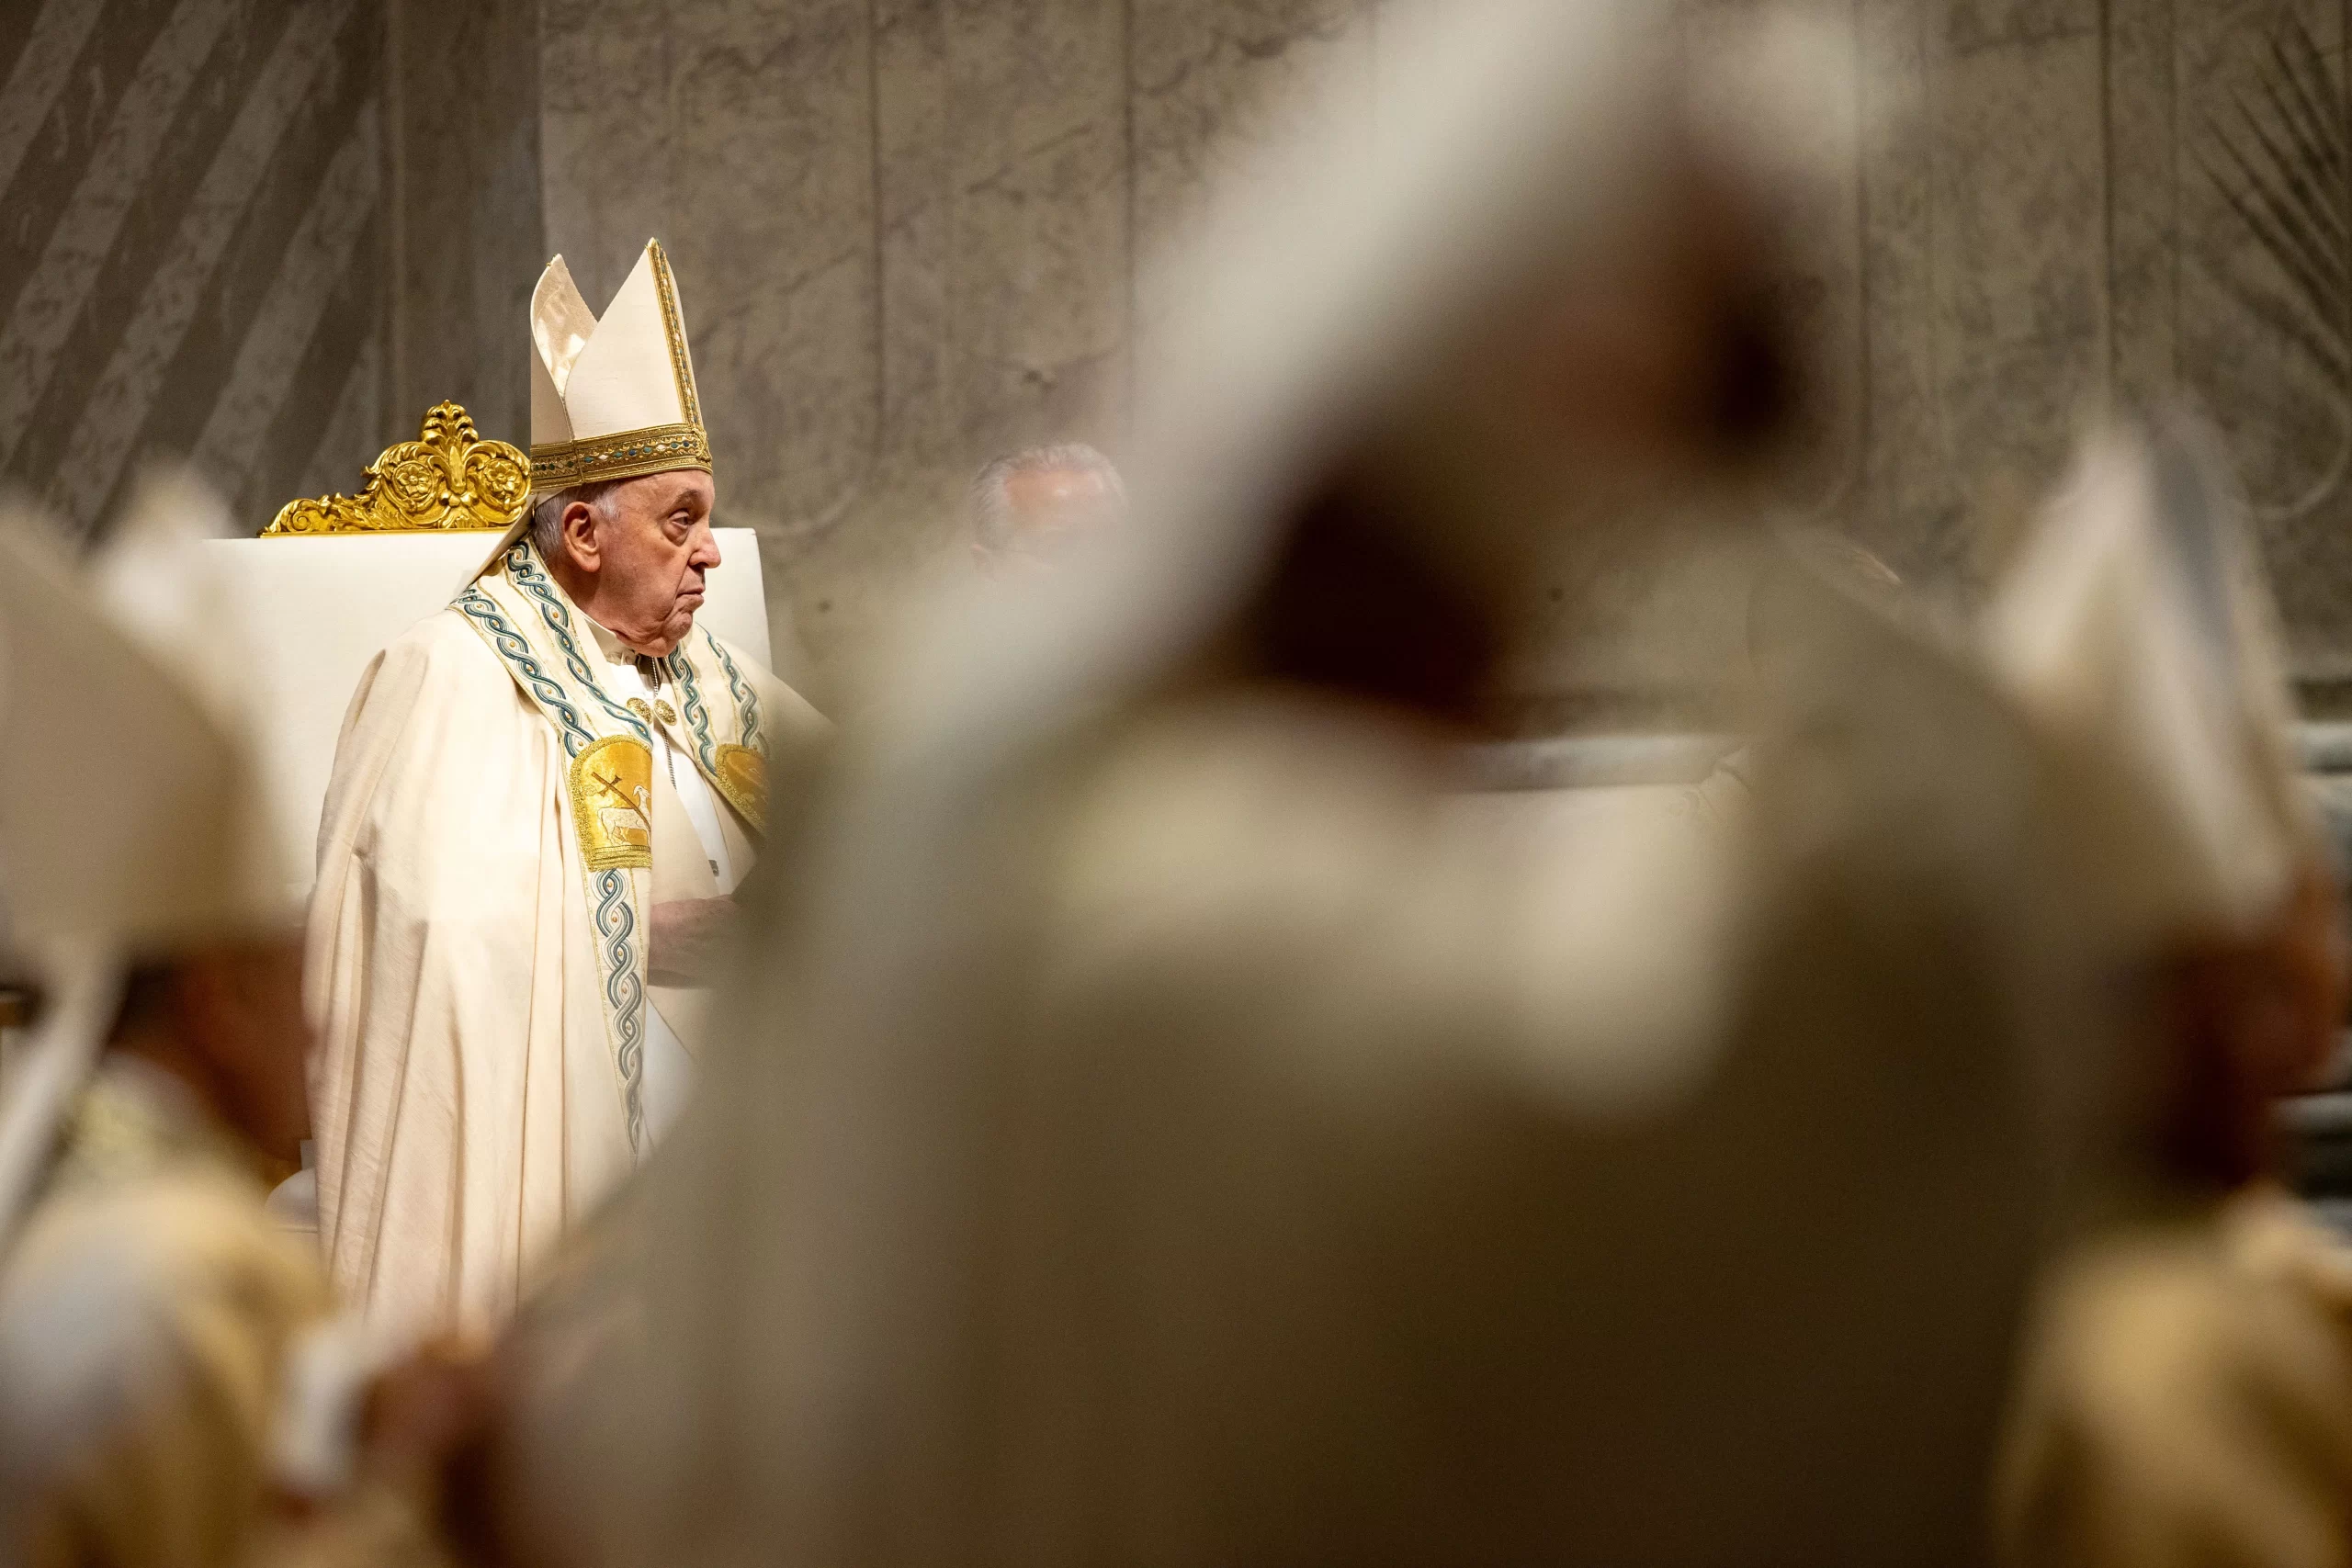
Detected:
left=1985, top=419, right=2312, bottom=948
left=468, top=239, right=711, bottom=581
left=528, top=238, right=710, bottom=495
left=0, top=492, right=288, bottom=953
left=0, top=479, right=293, bottom=1254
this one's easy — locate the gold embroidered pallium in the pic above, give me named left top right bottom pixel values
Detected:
left=263, top=401, right=531, bottom=536
left=569, top=737, right=654, bottom=870
left=712, top=744, right=768, bottom=831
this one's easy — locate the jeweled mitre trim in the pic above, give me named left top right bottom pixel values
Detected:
left=530, top=421, right=712, bottom=492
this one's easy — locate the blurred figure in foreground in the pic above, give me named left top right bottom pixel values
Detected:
left=966, top=443, right=1127, bottom=576
left=494, top=5, right=2129, bottom=1565
left=0, top=486, right=328, bottom=1568
left=1990, top=426, right=2352, bottom=1568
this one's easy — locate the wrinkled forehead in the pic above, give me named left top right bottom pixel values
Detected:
left=614, top=467, right=715, bottom=517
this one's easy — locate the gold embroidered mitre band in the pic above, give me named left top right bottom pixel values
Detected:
left=529, top=423, right=712, bottom=491
left=528, top=239, right=712, bottom=494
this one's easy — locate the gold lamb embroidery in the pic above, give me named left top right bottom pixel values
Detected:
left=712, top=743, right=768, bottom=832
left=570, top=736, right=654, bottom=870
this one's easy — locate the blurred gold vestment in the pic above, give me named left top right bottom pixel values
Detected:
left=2000, top=1189, right=2352, bottom=1568
left=0, top=1060, right=331, bottom=1568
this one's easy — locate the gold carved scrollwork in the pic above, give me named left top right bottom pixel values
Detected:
left=262, top=401, right=531, bottom=536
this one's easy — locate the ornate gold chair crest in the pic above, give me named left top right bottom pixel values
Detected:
left=262, top=401, right=529, bottom=536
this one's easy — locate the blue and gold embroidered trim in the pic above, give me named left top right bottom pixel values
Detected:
left=506, top=544, right=651, bottom=744
left=707, top=629, right=763, bottom=751
left=456, top=588, right=594, bottom=756
left=592, top=869, right=647, bottom=1149
left=452, top=540, right=768, bottom=1157
left=673, top=647, right=719, bottom=777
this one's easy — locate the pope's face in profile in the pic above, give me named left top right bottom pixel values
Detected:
left=555, top=468, right=721, bottom=655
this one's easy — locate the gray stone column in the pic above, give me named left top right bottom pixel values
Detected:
left=381, top=0, right=546, bottom=449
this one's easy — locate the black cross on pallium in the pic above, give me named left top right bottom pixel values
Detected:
left=594, top=771, right=646, bottom=822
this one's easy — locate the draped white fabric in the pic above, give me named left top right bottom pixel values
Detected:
left=306, top=597, right=812, bottom=1342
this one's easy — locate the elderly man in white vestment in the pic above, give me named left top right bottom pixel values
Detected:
left=307, top=240, right=824, bottom=1340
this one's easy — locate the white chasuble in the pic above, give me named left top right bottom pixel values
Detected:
left=307, top=538, right=820, bottom=1339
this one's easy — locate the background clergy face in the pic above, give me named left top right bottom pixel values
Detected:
left=550, top=468, right=722, bottom=655
left=968, top=445, right=1126, bottom=576
left=983, top=467, right=1121, bottom=574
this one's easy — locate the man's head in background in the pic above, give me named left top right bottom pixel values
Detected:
left=967, top=445, right=1126, bottom=576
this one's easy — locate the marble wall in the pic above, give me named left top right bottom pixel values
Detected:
left=0, top=0, right=391, bottom=537
left=537, top=0, right=2352, bottom=713
left=1604, top=0, right=2352, bottom=715
left=383, top=0, right=545, bottom=447
left=0, top=0, right=537, bottom=540
left=540, top=0, right=1408, bottom=691
left=1804, top=0, right=2352, bottom=694
left=16, top=0, right=2340, bottom=714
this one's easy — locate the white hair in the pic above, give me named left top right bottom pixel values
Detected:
left=528, top=479, right=622, bottom=562
left=966, top=443, right=1125, bottom=550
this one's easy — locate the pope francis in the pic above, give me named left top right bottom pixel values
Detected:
left=307, top=240, right=823, bottom=1338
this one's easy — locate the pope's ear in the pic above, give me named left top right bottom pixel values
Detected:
left=560, top=501, right=601, bottom=570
